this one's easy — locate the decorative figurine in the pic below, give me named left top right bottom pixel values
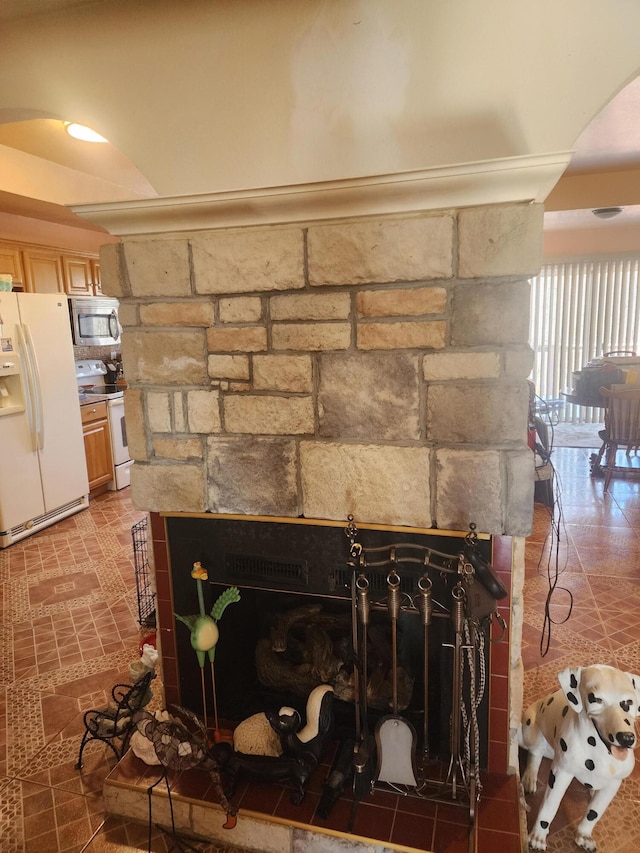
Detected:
left=213, top=684, right=335, bottom=805
left=174, top=562, right=240, bottom=738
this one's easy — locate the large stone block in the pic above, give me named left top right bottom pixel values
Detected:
left=118, top=302, right=138, bottom=328
left=505, top=449, right=535, bottom=536
left=272, top=322, right=351, bottom=351
left=435, top=449, right=502, bottom=533
left=206, top=326, right=268, bottom=352
left=219, top=296, right=263, bottom=323
left=123, top=389, right=147, bottom=460
left=224, top=395, right=314, bottom=434
left=457, top=203, right=544, bottom=278
left=427, top=382, right=528, bottom=445
left=317, top=352, right=420, bottom=440
left=123, top=239, right=191, bottom=297
left=356, top=286, right=447, bottom=317
left=357, top=320, right=446, bottom=350
left=147, top=391, right=171, bottom=433
left=451, top=280, right=530, bottom=347
left=99, top=243, right=127, bottom=298
left=253, top=354, right=313, bottom=392
left=206, top=436, right=299, bottom=515
left=173, top=392, right=186, bottom=431
left=140, top=300, right=215, bottom=327
left=308, top=215, right=454, bottom=285
left=192, top=228, right=304, bottom=294
left=122, top=330, right=208, bottom=385
left=187, top=389, right=221, bottom=433
left=270, top=292, right=351, bottom=321
left=152, top=437, right=203, bottom=460
left=300, top=442, right=432, bottom=527
left=131, top=463, right=205, bottom=512
left=423, top=351, right=500, bottom=381
left=208, top=354, right=250, bottom=381
left=503, top=347, right=535, bottom=378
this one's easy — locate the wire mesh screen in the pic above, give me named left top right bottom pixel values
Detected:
left=132, top=517, right=156, bottom=628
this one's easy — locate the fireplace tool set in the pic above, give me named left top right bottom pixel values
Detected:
left=344, top=516, right=506, bottom=851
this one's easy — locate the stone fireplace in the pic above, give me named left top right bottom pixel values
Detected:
left=93, top=192, right=538, bottom=846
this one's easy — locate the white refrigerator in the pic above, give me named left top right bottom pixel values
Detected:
left=0, top=292, right=89, bottom=548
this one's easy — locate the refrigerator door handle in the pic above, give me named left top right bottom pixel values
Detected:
left=18, top=324, right=45, bottom=451
left=16, top=324, right=37, bottom=451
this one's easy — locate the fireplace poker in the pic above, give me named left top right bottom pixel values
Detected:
left=416, top=574, right=432, bottom=763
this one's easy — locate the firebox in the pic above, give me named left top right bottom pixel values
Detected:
left=164, top=514, right=503, bottom=772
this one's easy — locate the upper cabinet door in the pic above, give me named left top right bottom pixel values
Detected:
left=91, top=259, right=102, bottom=294
left=22, top=248, right=65, bottom=294
left=0, top=243, right=25, bottom=288
left=63, top=254, right=94, bottom=295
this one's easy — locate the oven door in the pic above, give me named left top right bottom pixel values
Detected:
left=106, top=397, right=133, bottom=490
left=70, top=297, right=121, bottom=346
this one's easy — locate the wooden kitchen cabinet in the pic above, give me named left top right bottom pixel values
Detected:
left=0, top=239, right=100, bottom=295
left=22, top=247, right=65, bottom=294
left=62, top=253, right=102, bottom=296
left=81, top=401, right=113, bottom=492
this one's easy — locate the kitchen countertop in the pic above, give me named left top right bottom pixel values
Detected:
left=79, top=391, right=124, bottom=405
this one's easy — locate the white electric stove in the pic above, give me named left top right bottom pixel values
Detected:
left=75, top=360, right=132, bottom=490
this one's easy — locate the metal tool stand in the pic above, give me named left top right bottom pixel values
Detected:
left=345, top=517, right=491, bottom=853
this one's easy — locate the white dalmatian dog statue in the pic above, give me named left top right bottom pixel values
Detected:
left=520, top=664, right=640, bottom=851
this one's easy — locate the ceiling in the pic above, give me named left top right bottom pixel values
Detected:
left=0, top=1, right=638, bottom=237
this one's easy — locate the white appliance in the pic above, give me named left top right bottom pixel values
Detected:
left=75, top=360, right=133, bottom=490
left=0, top=293, right=89, bottom=548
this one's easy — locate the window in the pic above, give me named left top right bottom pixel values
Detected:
left=529, top=257, right=640, bottom=423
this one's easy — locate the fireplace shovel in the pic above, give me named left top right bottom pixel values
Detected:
left=374, top=568, right=418, bottom=790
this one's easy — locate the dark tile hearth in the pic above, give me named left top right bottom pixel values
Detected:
left=1, top=444, right=639, bottom=850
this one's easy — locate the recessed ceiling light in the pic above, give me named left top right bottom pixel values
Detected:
left=592, top=207, right=623, bottom=219
left=64, top=122, right=108, bottom=143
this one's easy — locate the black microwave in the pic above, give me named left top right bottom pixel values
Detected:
left=69, top=297, right=121, bottom=346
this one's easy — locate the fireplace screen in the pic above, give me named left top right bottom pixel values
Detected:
left=166, top=515, right=497, bottom=770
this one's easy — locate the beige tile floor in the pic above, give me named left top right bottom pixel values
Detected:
left=522, top=445, right=640, bottom=853
left=1, top=444, right=639, bottom=852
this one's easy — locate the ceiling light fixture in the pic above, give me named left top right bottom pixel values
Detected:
left=592, top=207, right=623, bottom=220
left=64, top=122, right=108, bottom=143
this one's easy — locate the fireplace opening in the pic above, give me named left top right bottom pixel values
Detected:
left=167, top=515, right=495, bottom=769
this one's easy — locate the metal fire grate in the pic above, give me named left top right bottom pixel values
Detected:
left=132, top=518, right=156, bottom=628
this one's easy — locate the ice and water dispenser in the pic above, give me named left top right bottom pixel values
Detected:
left=0, top=358, right=26, bottom=416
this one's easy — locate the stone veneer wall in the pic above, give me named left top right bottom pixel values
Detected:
left=100, top=200, right=541, bottom=772
left=101, top=201, right=541, bottom=538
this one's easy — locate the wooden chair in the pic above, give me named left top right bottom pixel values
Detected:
left=75, top=670, right=155, bottom=769
left=596, top=386, right=640, bottom=491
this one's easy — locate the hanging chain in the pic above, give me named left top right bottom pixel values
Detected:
left=460, top=618, right=485, bottom=799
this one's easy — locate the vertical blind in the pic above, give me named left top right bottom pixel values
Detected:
left=529, top=256, right=640, bottom=423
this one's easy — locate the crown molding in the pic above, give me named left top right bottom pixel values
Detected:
left=71, top=152, right=573, bottom=237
